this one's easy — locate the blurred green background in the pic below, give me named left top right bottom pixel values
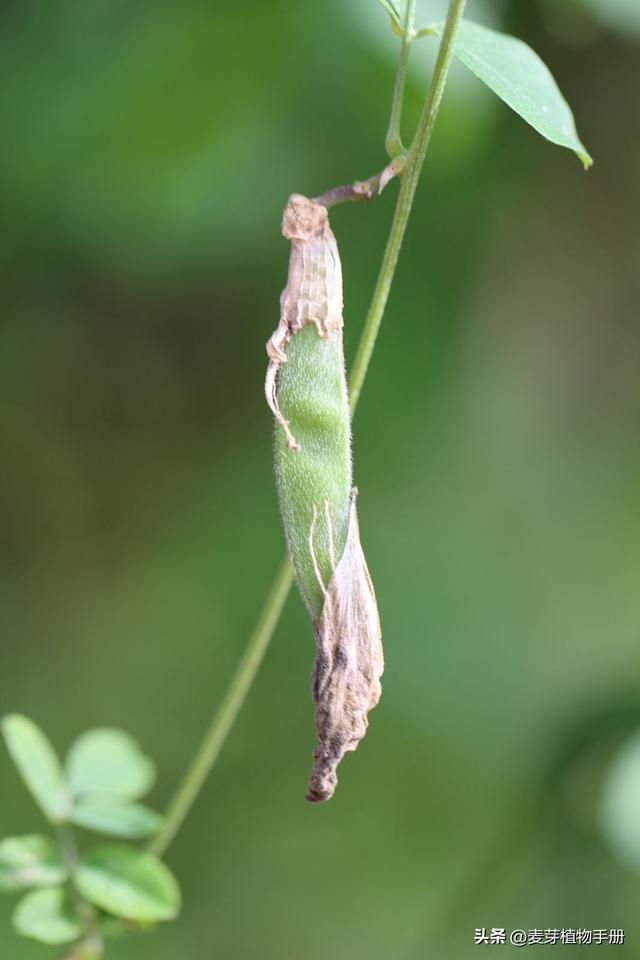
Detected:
left=1, top=0, right=640, bottom=957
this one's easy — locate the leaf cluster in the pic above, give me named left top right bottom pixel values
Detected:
left=1, top=715, right=179, bottom=954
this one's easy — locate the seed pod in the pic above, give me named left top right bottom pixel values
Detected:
left=265, top=194, right=383, bottom=800
left=266, top=195, right=352, bottom=616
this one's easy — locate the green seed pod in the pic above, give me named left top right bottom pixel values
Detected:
left=274, top=324, right=352, bottom=616
left=266, top=195, right=352, bottom=617
left=265, top=194, right=383, bottom=801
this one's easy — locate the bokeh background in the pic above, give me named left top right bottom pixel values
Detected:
left=1, top=0, right=640, bottom=957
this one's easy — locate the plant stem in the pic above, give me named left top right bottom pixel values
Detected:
left=350, top=0, right=467, bottom=410
left=313, top=156, right=404, bottom=209
left=150, top=0, right=468, bottom=859
left=148, top=556, right=294, bottom=857
left=56, top=823, right=103, bottom=958
left=414, top=25, right=438, bottom=40
left=385, top=0, right=415, bottom=158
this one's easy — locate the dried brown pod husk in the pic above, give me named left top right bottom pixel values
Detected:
left=306, top=490, right=384, bottom=802
left=265, top=194, right=343, bottom=452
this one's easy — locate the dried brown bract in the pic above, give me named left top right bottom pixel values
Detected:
left=265, top=194, right=343, bottom=451
left=306, top=490, right=384, bottom=802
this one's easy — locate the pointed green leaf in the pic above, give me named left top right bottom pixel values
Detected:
left=76, top=845, right=180, bottom=922
left=0, top=835, right=66, bottom=891
left=65, top=728, right=155, bottom=801
left=376, top=0, right=401, bottom=28
left=13, top=886, right=81, bottom=945
left=432, top=20, right=592, bottom=168
left=2, top=715, right=68, bottom=821
left=70, top=800, right=164, bottom=839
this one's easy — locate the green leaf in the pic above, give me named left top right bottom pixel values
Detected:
left=2, top=715, right=68, bottom=821
left=0, top=835, right=66, bottom=891
left=13, top=886, right=81, bottom=945
left=65, top=728, right=156, bottom=801
left=70, top=800, right=164, bottom=839
left=432, top=20, right=592, bottom=168
left=376, top=0, right=401, bottom=27
left=76, top=845, right=180, bottom=923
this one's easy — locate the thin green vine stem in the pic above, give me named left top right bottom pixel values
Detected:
left=349, top=0, right=467, bottom=410
left=56, top=822, right=103, bottom=957
left=385, top=0, right=415, bottom=158
left=147, top=555, right=294, bottom=857
left=150, top=0, right=468, bottom=860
